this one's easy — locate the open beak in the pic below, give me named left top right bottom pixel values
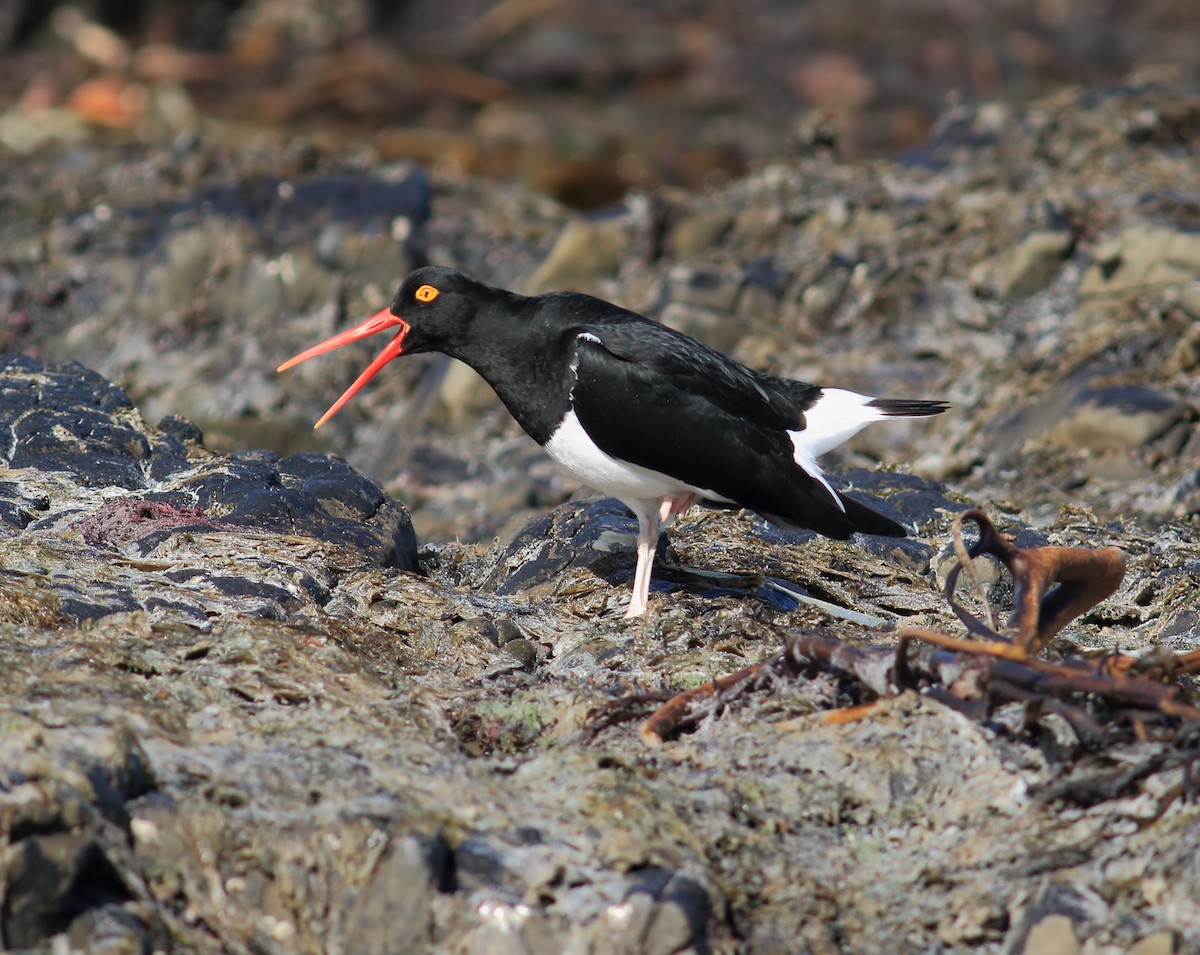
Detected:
left=277, top=308, right=409, bottom=429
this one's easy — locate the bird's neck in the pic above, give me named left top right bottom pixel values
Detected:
left=446, top=317, right=576, bottom=446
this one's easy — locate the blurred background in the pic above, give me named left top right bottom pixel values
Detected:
left=1, top=0, right=1197, bottom=209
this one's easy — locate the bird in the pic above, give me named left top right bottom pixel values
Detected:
left=278, top=266, right=947, bottom=618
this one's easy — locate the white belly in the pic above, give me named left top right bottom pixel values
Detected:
left=543, top=409, right=722, bottom=503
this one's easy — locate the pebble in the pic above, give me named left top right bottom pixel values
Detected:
left=1020, top=914, right=1079, bottom=955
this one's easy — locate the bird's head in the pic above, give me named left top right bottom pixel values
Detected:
left=277, top=266, right=482, bottom=428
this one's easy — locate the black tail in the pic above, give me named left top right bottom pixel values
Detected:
left=835, top=492, right=907, bottom=538
left=757, top=489, right=908, bottom=540
left=867, top=398, right=948, bottom=418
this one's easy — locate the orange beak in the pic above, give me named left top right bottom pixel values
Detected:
left=277, top=308, right=409, bottom=429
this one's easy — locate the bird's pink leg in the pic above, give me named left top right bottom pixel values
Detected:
left=658, top=492, right=695, bottom=525
left=625, top=509, right=661, bottom=618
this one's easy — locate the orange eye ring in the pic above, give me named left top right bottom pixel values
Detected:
left=415, top=284, right=439, bottom=303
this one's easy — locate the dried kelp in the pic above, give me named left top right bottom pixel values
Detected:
left=642, top=510, right=1200, bottom=749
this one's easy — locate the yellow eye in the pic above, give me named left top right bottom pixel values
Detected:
left=415, top=284, right=439, bottom=303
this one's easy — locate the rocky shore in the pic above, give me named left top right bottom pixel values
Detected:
left=0, top=79, right=1198, bottom=953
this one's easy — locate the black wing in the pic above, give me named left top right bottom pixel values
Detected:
left=568, top=327, right=905, bottom=539
left=571, top=318, right=802, bottom=430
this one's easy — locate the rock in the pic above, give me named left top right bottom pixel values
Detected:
left=0, top=357, right=418, bottom=625
left=1042, top=384, right=1184, bottom=453
left=525, top=216, right=629, bottom=292
left=483, top=497, right=660, bottom=601
left=1020, top=914, right=1080, bottom=955
left=667, top=208, right=735, bottom=259
left=0, top=717, right=161, bottom=951
left=976, top=229, right=1075, bottom=299
left=1130, top=930, right=1177, bottom=955
left=602, top=868, right=711, bottom=955
left=4, top=831, right=138, bottom=949
left=1081, top=225, right=1200, bottom=297
left=0, top=355, right=152, bottom=491
left=989, top=376, right=1185, bottom=460
left=1157, top=607, right=1200, bottom=646
left=665, top=265, right=743, bottom=313
left=343, top=834, right=451, bottom=953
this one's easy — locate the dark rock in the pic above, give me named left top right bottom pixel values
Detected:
left=52, top=581, right=143, bottom=622
left=837, top=468, right=959, bottom=532
left=0, top=479, right=50, bottom=528
left=622, top=868, right=711, bottom=955
left=1044, top=384, right=1185, bottom=452
left=2, top=831, right=134, bottom=949
left=452, top=834, right=518, bottom=891
left=0, top=357, right=418, bottom=571
left=0, top=722, right=158, bottom=949
left=485, top=497, right=647, bottom=598
left=156, top=415, right=205, bottom=445
left=478, top=496, right=857, bottom=615
left=184, top=460, right=283, bottom=510
left=0, top=357, right=152, bottom=489
left=1158, top=608, right=1200, bottom=645
left=299, top=472, right=386, bottom=519
left=989, top=374, right=1186, bottom=461
left=0, top=357, right=419, bottom=628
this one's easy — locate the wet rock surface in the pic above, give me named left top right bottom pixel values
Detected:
left=0, top=81, right=1198, bottom=953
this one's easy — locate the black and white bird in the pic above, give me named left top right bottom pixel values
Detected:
left=278, top=266, right=946, bottom=618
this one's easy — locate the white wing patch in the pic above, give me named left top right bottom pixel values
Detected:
left=787, top=388, right=890, bottom=512
left=788, top=446, right=843, bottom=510
left=567, top=332, right=603, bottom=398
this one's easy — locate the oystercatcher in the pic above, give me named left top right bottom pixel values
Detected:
left=279, top=266, right=946, bottom=618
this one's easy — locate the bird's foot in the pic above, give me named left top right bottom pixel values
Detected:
left=658, top=493, right=695, bottom=525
